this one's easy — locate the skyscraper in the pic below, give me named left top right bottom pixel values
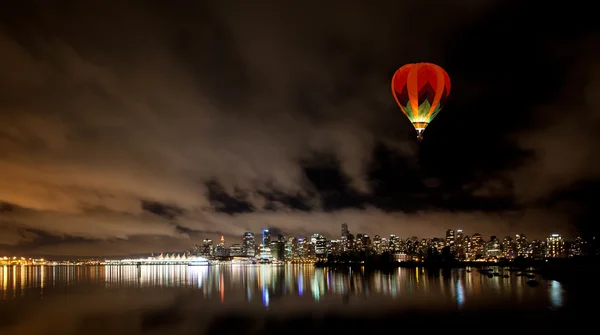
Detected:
left=315, top=235, right=326, bottom=257
left=456, top=229, right=464, bottom=245
left=262, top=229, right=271, bottom=246
left=471, top=233, right=484, bottom=258
left=201, top=239, right=213, bottom=256
left=214, top=236, right=226, bottom=257
left=341, top=223, right=349, bottom=238
left=243, top=232, right=256, bottom=257
left=546, top=234, right=565, bottom=258
left=515, top=234, right=528, bottom=257
left=446, top=229, right=455, bottom=246
left=486, top=236, right=501, bottom=258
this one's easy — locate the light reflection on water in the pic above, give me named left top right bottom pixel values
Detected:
left=456, top=277, right=465, bottom=308
left=0, top=265, right=565, bottom=309
left=549, top=280, right=564, bottom=308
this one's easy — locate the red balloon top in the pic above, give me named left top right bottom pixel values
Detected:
left=391, top=62, right=451, bottom=124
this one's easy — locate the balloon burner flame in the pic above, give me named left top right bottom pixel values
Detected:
left=416, top=128, right=425, bottom=141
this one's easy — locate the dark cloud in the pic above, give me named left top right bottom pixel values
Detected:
left=141, top=200, right=184, bottom=220
left=0, top=0, right=598, bottom=255
left=204, top=181, right=255, bottom=214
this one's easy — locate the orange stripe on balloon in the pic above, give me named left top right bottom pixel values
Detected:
left=391, top=70, right=410, bottom=118
left=406, top=64, right=420, bottom=120
left=426, top=64, right=446, bottom=118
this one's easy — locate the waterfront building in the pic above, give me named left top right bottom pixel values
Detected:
left=546, top=234, right=566, bottom=258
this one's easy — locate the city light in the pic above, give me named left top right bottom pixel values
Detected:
left=2, top=227, right=584, bottom=266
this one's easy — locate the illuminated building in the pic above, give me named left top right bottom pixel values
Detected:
left=345, top=234, right=355, bottom=251
left=569, top=237, right=586, bottom=257
left=262, top=229, right=271, bottom=246
left=201, top=239, right=213, bottom=256
left=0, top=257, right=48, bottom=266
left=485, top=236, right=501, bottom=259
left=380, top=237, right=389, bottom=252
left=432, top=237, right=445, bottom=252
left=546, top=234, right=565, bottom=258
left=455, top=229, right=464, bottom=257
left=455, top=229, right=464, bottom=243
left=315, top=235, right=327, bottom=257
left=354, top=234, right=363, bottom=251
left=214, top=239, right=228, bottom=257
left=340, top=222, right=349, bottom=252
left=471, top=233, right=484, bottom=259
left=105, top=253, right=209, bottom=266
left=462, top=235, right=472, bottom=260
left=528, top=240, right=546, bottom=259
left=362, top=234, right=371, bottom=251
left=340, top=235, right=348, bottom=252
left=229, top=244, right=243, bottom=257
left=296, top=237, right=308, bottom=258
left=285, top=237, right=297, bottom=259
left=328, top=240, right=341, bottom=256
left=373, top=235, right=383, bottom=254
left=269, top=241, right=285, bottom=260
left=515, top=234, right=528, bottom=257
left=446, top=229, right=455, bottom=248
left=502, top=236, right=515, bottom=259
left=242, top=232, right=256, bottom=257
left=389, top=235, right=399, bottom=251
left=392, top=253, right=411, bottom=262
left=258, top=245, right=272, bottom=261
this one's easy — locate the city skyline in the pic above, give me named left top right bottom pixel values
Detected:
left=200, top=226, right=569, bottom=248
left=190, top=224, right=578, bottom=262
left=1, top=1, right=598, bottom=257
left=1, top=224, right=574, bottom=261
left=189, top=221, right=571, bottom=252
left=1, top=227, right=574, bottom=262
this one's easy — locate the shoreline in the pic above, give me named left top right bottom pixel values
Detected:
left=314, top=259, right=600, bottom=289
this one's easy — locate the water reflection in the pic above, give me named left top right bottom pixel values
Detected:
left=0, top=265, right=565, bottom=310
left=549, top=280, right=564, bottom=309
left=456, top=277, right=465, bottom=309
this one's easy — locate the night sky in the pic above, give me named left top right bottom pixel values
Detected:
left=1, top=1, right=598, bottom=256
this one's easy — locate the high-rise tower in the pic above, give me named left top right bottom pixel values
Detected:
left=262, top=229, right=271, bottom=246
left=341, top=223, right=349, bottom=238
left=243, top=232, right=256, bottom=257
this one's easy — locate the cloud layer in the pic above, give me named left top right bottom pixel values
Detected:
left=1, top=1, right=598, bottom=255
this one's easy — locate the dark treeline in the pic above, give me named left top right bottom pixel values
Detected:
left=316, top=246, right=599, bottom=268
left=315, top=247, right=600, bottom=289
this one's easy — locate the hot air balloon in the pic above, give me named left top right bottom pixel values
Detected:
left=391, top=63, right=451, bottom=141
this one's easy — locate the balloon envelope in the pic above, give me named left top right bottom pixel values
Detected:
left=391, top=63, right=451, bottom=140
